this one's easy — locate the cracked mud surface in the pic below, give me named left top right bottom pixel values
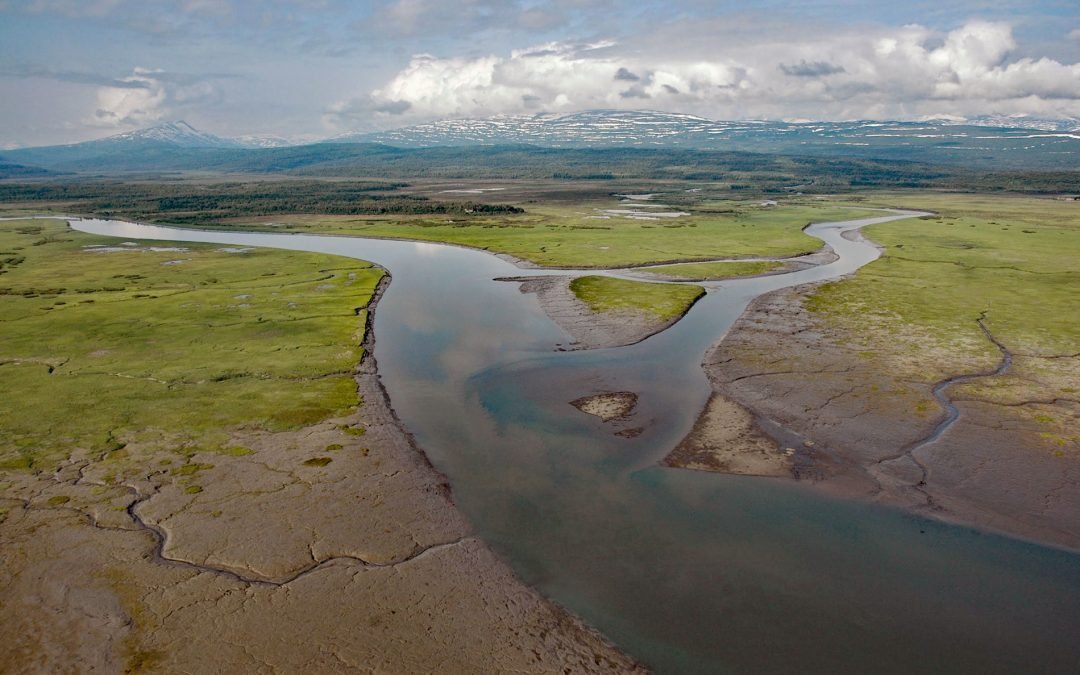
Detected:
left=0, top=311, right=643, bottom=674
left=683, top=285, right=1079, bottom=550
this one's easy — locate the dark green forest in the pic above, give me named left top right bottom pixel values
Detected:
left=0, top=180, right=524, bottom=224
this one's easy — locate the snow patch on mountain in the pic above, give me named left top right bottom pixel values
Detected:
left=328, top=109, right=1080, bottom=150
left=105, top=121, right=244, bottom=148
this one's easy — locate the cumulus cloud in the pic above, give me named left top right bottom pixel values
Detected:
left=779, top=60, right=846, bottom=77
left=327, top=39, right=748, bottom=126
left=89, top=67, right=225, bottom=127
left=324, top=20, right=1080, bottom=127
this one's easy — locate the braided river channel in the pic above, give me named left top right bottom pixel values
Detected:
left=72, top=215, right=1080, bottom=673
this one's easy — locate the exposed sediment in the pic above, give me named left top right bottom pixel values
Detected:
left=622, top=245, right=839, bottom=282
left=679, top=284, right=1080, bottom=550
left=0, top=277, right=644, bottom=673
left=663, top=394, right=794, bottom=477
left=571, top=391, right=638, bottom=422
left=501, top=275, right=689, bottom=350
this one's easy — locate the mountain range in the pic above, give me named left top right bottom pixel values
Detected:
left=3, top=110, right=1079, bottom=175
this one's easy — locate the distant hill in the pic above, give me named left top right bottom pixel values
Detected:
left=0, top=121, right=304, bottom=172
left=3, top=121, right=248, bottom=171
left=0, top=157, right=58, bottom=178
left=4, top=112, right=1080, bottom=176
left=335, top=110, right=1080, bottom=169
left=101, top=120, right=245, bottom=148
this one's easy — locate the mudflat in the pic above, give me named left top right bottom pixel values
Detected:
left=663, top=394, right=793, bottom=477
left=1, top=354, right=643, bottom=672
left=679, top=281, right=1079, bottom=550
left=571, top=391, right=639, bottom=422
left=0, top=219, right=642, bottom=673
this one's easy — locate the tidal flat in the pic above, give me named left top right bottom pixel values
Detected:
left=686, top=193, right=1079, bottom=548
left=0, top=217, right=641, bottom=673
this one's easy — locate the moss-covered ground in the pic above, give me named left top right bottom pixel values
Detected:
left=0, top=218, right=382, bottom=472
left=569, top=276, right=705, bottom=321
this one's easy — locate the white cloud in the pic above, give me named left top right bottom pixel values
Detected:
left=329, top=20, right=1080, bottom=127
left=91, top=69, right=167, bottom=127
left=89, top=67, right=224, bottom=127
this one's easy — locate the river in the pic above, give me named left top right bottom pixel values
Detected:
left=70, top=215, right=1080, bottom=673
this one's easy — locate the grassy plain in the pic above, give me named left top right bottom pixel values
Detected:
left=0, top=218, right=381, bottom=473
left=231, top=202, right=874, bottom=268
left=569, top=276, right=705, bottom=321
left=811, top=194, right=1079, bottom=356
left=645, top=260, right=785, bottom=279
left=803, top=193, right=1078, bottom=449
left=0, top=178, right=881, bottom=267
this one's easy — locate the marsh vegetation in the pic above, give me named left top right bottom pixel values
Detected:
left=0, top=217, right=382, bottom=473
left=569, top=276, right=705, bottom=321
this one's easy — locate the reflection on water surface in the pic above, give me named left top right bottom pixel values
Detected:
left=73, top=217, right=1080, bottom=673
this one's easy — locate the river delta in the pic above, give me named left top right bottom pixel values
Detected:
left=33, top=211, right=1076, bottom=673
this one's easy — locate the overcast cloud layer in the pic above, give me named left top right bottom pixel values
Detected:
left=1, top=0, right=1078, bottom=147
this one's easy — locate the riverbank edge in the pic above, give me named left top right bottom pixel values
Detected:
left=669, top=230, right=1080, bottom=553
left=48, top=208, right=846, bottom=271
left=353, top=269, right=650, bottom=668
left=498, top=274, right=707, bottom=350
left=0, top=217, right=647, bottom=672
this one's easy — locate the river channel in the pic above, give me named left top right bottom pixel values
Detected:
left=71, top=215, right=1080, bottom=673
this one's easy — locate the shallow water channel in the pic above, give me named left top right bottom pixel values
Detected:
left=72, top=216, right=1080, bottom=673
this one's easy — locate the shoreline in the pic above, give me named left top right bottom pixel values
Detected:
left=56, top=211, right=1077, bottom=552
left=0, top=221, right=645, bottom=672
left=348, top=268, right=649, bottom=667
left=499, top=274, right=707, bottom=350
left=50, top=210, right=843, bottom=272
left=670, top=275, right=1079, bottom=552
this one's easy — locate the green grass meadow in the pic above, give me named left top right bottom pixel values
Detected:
left=569, top=276, right=705, bottom=321
left=810, top=194, right=1079, bottom=356
left=645, top=260, right=785, bottom=279
left=0, top=218, right=382, bottom=471
left=229, top=202, right=874, bottom=268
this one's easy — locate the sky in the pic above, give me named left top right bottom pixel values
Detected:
left=1, top=0, right=1078, bottom=147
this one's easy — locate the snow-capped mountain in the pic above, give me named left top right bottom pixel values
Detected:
left=233, top=134, right=296, bottom=148
left=325, top=109, right=1080, bottom=166
left=2, top=121, right=300, bottom=170
left=6, top=111, right=1078, bottom=172
left=102, top=121, right=245, bottom=148
left=333, top=110, right=724, bottom=146
left=958, top=115, right=1080, bottom=133
left=94, top=122, right=299, bottom=149
left=329, top=109, right=1080, bottom=152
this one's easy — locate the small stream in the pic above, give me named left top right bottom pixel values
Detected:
left=915, top=313, right=1014, bottom=453
left=68, top=215, right=1080, bottom=673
